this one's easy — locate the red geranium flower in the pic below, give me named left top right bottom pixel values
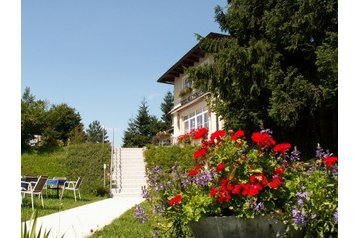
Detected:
left=194, top=148, right=207, bottom=159
left=210, top=187, right=219, bottom=197
left=323, top=156, right=338, bottom=167
left=273, top=143, right=291, bottom=154
left=231, top=130, right=245, bottom=140
left=188, top=165, right=202, bottom=176
left=216, top=162, right=225, bottom=172
left=193, top=128, right=209, bottom=139
left=268, top=176, right=283, bottom=189
left=210, top=130, right=226, bottom=142
left=168, top=194, right=182, bottom=206
left=249, top=173, right=268, bottom=186
left=251, top=132, right=276, bottom=149
left=275, top=167, right=284, bottom=174
left=242, top=183, right=263, bottom=197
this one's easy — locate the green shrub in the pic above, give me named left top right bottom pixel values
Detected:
left=63, top=143, right=111, bottom=194
left=144, top=144, right=197, bottom=172
left=21, top=143, right=111, bottom=196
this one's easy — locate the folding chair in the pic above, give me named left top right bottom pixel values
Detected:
left=21, top=176, right=48, bottom=211
left=60, top=177, right=82, bottom=201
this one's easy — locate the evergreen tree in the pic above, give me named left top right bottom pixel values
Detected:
left=86, top=120, right=109, bottom=143
left=188, top=0, right=337, bottom=154
left=160, top=91, right=174, bottom=131
left=122, top=99, right=160, bottom=147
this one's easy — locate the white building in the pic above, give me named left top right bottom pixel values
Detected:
left=157, top=32, right=225, bottom=143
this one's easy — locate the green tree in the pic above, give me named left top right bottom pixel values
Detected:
left=43, top=103, right=82, bottom=146
left=122, top=99, right=161, bottom=147
left=69, top=125, right=87, bottom=144
left=21, top=87, right=48, bottom=151
left=160, top=91, right=174, bottom=131
left=188, top=0, right=337, bottom=154
left=86, top=120, right=109, bottom=143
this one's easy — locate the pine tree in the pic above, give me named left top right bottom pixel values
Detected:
left=86, top=120, right=109, bottom=143
left=160, top=91, right=174, bottom=131
left=122, top=99, right=161, bottom=147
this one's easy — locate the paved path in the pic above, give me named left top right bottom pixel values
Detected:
left=24, top=195, right=145, bottom=238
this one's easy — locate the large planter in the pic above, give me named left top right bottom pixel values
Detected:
left=189, top=216, right=303, bottom=238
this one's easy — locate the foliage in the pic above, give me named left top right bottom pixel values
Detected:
left=21, top=211, right=52, bottom=238
left=86, top=120, right=109, bottom=143
left=21, top=143, right=111, bottom=195
left=144, top=144, right=196, bottom=173
left=160, top=91, right=174, bottom=131
left=283, top=145, right=338, bottom=237
left=188, top=0, right=338, bottom=155
left=43, top=103, right=83, bottom=146
left=90, top=200, right=162, bottom=238
left=64, top=143, right=111, bottom=194
left=21, top=87, right=86, bottom=152
left=123, top=99, right=162, bottom=147
left=21, top=87, right=48, bottom=151
left=141, top=129, right=338, bottom=237
left=69, top=125, right=87, bottom=144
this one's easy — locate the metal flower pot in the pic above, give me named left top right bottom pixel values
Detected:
left=189, top=216, right=303, bottom=238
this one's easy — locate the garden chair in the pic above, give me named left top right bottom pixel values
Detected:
left=21, top=176, right=48, bottom=211
left=60, top=177, right=82, bottom=201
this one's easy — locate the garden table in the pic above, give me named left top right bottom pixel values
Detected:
left=47, top=178, right=66, bottom=198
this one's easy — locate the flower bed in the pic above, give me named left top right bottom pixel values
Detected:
left=137, top=129, right=338, bottom=237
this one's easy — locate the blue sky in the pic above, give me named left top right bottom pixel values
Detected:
left=21, top=0, right=226, bottom=147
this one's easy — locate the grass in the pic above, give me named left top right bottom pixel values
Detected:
left=21, top=192, right=106, bottom=222
left=90, top=200, right=161, bottom=238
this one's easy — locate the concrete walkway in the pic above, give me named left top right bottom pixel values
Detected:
left=24, top=195, right=145, bottom=238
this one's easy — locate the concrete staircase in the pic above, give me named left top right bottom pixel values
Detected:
left=110, top=147, right=147, bottom=197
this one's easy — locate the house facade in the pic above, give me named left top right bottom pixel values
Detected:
left=157, top=33, right=225, bottom=143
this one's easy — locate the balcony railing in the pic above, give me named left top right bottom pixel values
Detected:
left=180, top=90, right=205, bottom=106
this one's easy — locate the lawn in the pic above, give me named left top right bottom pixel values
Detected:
left=21, top=193, right=106, bottom=222
left=90, top=200, right=161, bottom=238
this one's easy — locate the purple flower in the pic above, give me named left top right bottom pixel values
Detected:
left=260, top=129, right=273, bottom=135
left=194, top=170, right=213, bottom=186
left=292, top=207, right=307, bottom=226
left=141, top=186, right=150, bottom=199
left=253, top=201, right=265, bottom=212
left=334, top=209, right=338, bottom=224
left=296, top=191, right=308, bottom=198
left=290, top=148, right=301, bottom=161
left=134, top=205, right=148, bottom=223
left=153, top=204, right=165, bottom=216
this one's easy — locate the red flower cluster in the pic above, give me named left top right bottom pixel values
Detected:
left=323, top=156, right=338, bottom=167
left=194, top=147, right=207, bottom=159
left=210, top=130, right=226, bottom=142
left=168, top=194, right=182, bottom=206
left=177, top=133, right=191, bottom=142
left=273, top=143, right=291, bottom=154
left=231, top=130, right=245, bottom=141
left=251, top=132, right=276, bottom=149
left=268, top=175, right=283, bottom=189
left=177, top=128, right=209, bottom=142
left=193, top=128, right=209, bottom=139
left=188, top=165, right=202, bottom=176
left=216, top=162, right=225, bottom=172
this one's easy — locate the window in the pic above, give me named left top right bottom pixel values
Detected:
left=183, top=108, right=209, bottom=133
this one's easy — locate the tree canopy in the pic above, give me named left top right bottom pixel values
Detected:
left=122, top=99, right=161, bottom=147
left=188, top=0, right=338, bottom=154
left=86, top=120, right=109, bottom=143
left=160, top=91, right=174, bottom=131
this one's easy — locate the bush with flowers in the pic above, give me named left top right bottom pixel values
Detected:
left=138, top=129, right=338, bottom=237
